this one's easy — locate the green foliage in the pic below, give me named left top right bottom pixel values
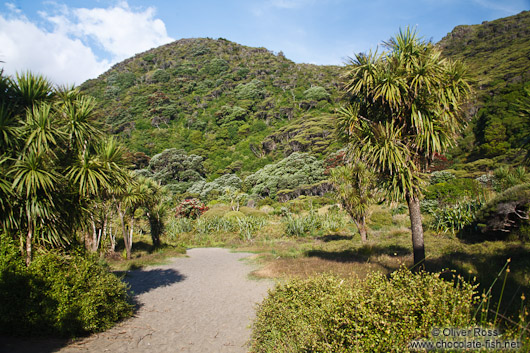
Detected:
left=234, top=79, right=266, bottom=100
left=167, top=210, right=267, bottom=241
left=78, top=38, right=343, bottom=175
left=144, top=148, right=205, bottom=186
left=283, top=211, right=348, bottom=237
left=303, top=86, right=330, bottom=101
left=283, top=212, right=322, bottom=237
left=0, top=71, right=131, bottom=262
left=330, top=161, right=377, bottom=240
left=251, top=269, right=478, bottom=352
left=166, top=217, right=194, bottom=236
left=243, top=152, right=326, bottom=198
left=429, top=199, right=484, bottom=235
left=339, top=27, right=472, bottom=203
left=440, top=11, right=530, bottom=162
left=424, top=178, right=484, bottom=205
left=187, top=173, right=242, bottom=199
left=0, top=240, right=132, bottom=336
left=493, top=166, right=528, bottom=192
left=429, top=171, right=456, bottom=184
left=151, top=69, right=170, bottom=83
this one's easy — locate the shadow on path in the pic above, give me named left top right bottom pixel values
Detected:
left=0, top=268, right=186, bottom=353
left=122, top=268, right=186, bottom=296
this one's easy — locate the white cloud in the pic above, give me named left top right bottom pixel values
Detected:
left=0, top=14, right=109, bottom=86
left=52, top=2, right=173, bottom=61
left=0, top=2, right=173, bottom=86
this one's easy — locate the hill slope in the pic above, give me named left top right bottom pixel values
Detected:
left=80, top=38, right=344, bottom=178
left=80, top=11, right=530, bottom=182
left=438, top=10, right=530, bottom=164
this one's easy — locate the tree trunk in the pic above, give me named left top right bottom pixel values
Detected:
left=89, top=217, right=97, bottom=252
left=359, top=215, right=368, bottom=243
left=109, top=225, right=116, bottom=253
left=126, top=223, right=133, bottom=260
left=26, top=225, right=33, bottom=267
left=148, top=213, right=161, bottom=248
left=118, top=207, right=128, bottom=255
left=26, top=209, right=33, bottom=266
left=353, top=219, right=368, bottom=243
left=407, top=193, right=426, bottom=271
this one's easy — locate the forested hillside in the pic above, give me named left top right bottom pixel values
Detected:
left=79, top=11, right=530, bottom=183
left=79, top=38, right=343, bottom=179
left=439, top=10, right=530, bottom=164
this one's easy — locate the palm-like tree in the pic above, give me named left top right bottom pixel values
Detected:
left=338, top=28, right=472, bottom=268
left=1, top=71, right=129, bottom=263
left=329, top=161, right=377, bottom=242
left=136, top=175, right=169, bottom=248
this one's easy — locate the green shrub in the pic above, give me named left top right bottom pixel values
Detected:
left=429, top=199, right=484, bottom=235
left=251, top=269, right=478, bottom=353
left=429, top=170, right=456, bottom=184
left=166, top=218, right=194, bottom=239
left=283, top=212, right=322, bottom=237
left=0, top=240, right=132, bottom=336
left=303, top=86, right=330, bottom=101
left=243, top=152, right=326, bottom=199
left=194, top=215, right=266, bottom=239
left=223, top=210, right=246, bottom=220
left=239, top=206, right=268, bottom=218
left=424, top=178, right=483, bottom=205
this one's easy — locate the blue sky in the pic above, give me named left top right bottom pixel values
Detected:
left=1, top=0, right=528, bottom=85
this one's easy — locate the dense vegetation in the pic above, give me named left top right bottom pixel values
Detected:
left=0, top=72, right=137, bottom=336
left=1, top=9, right=529, bottom=348
left=439, top=10, right=530, bottom=163
left=79, top=38, right=342, bottom=178
left=251, top=269, right=478, bottom=352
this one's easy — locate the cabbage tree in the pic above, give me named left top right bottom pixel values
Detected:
left=338, top=28, right=472, bottom=268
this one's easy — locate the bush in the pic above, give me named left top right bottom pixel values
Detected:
left=429, top=200, right=484, bottom=235
left=175, top=198, right=208, bottom=219
left=303, top=86, right=330, bottom=101
left=166, top=218, right=194, bottom=239
left=187, top=174, right=242, bottom=199
left=251, top=269, right=478, bottom=352
left=429, top=170, right=456, bottom=184
left=283, top=212, right=322, bottom=237
left=243, top=152, right=326, bottom=199
left=424, top=178, right=483, bottom=205
left=0, top=239, right=132, bottom=336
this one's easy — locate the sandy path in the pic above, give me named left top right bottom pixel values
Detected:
left=1, top=248, right=273, bottom=353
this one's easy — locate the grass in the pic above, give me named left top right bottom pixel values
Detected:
left=103, top=204, right=529, bottom=341
left=105, top=237, right=187, bottom=272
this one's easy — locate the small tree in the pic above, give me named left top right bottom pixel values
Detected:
left=329, top=161, right=377, bottom=242
left=338, top=28, right=471, bottom=268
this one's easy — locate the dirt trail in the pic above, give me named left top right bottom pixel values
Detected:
left=0, top=248, right=273, bottom=353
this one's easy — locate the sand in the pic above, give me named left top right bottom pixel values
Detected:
left=0, top=248, right=273, bottom=353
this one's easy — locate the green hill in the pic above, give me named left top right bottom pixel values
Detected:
left=79, top=11, right=530, bottom=184
left=79, top=38, right=343, bottom=179
left=438, top=10, right=530, bottom=165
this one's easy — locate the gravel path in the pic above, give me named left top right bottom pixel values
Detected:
left=1, top=248, right=273, bottom=353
